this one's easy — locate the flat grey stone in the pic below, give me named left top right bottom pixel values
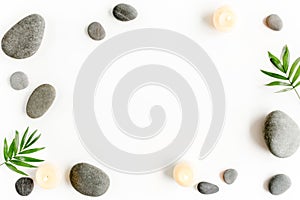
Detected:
left=70, top=163, right=110, bottom=197
left=10, top=71, right=29, bottom=90
left=223, top=169, right=238, bottom=184
left=269, top=174, right=291, bottom=195
left=113, top=3, right=138, bottom=21
left=1, top=14, right=45, bottom=59
left=26, top=84, right=56, bottom=118
left=87, top=22, right=105, bottom=41
left=264, top=110, right=300, bottom=158
left=266, top=14, right=283, bottom=31
left=15, top=177, right=34, bottom=196
left=197, top=182, right=219, bottom=194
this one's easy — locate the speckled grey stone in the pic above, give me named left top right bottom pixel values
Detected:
left=70, top=163, right=110, bottom=197
left=26, top=84, right=56, bottom=119
left=266, top=14, right=283, bottom=31
left=113, top=3, right=138, bottom=21
left=264, top=110, right=300, bottom=158
left=10, top=71, right=29, bottom=90
left=15, top=177, right=34, bottom=196
left=269, top=174, right=291, bottom=195
left=87, top=22, right=106, bottom=41
left=1, top=14, right=45, bottom=59
left=223, top=169, right=238, bottom=184
left=197, top=182, right=219, bottom=194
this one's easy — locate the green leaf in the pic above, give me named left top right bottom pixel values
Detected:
left=8, top=139, right=15, bottom=159
left=292, top=62, right=300, bottom=84
left=288, top=57, right=300, bottom=79
left=5, top=163, right=28, bottom=176
left=20, top=127, right=29, bottom=151
left=261, top=70, right=288, bottom=80
left=19, top=147, right=45, bottom=155
left=268, top=52, right=284, bottom=73
left=281, top=45, right=290, bottom=72
left=10, top=160, right=37, bottom=168
left=275, top=88, right=294, bottom=93
left=14, top=131, right=19, bottom=155
left=294, top=81, right=300, bottom=88
left=3, top=139, right=8, bottom=162
left=14, top=156, right=44, bottom=163
left=24, top=130, right=37, bottom=149
left=24, top=134, right=41, bottom=149
left=265, top=81, right=291, bottom=87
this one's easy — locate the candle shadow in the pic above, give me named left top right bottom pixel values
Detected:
left=163, top=165, right=174, bottom=180
left=65, top=167, right=71, bottom=186
left=202, top=13, right=214, bottom=29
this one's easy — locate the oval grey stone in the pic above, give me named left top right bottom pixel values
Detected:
left=10, top=71, right=29, bottom=90
left=1, top=14, right=45, bottom=59
left=87, top=22, right=106, bottom=41
left=264, top=110, right=300, bottom=158
left=223, top=168, right=238, bottom=184
left=113, top=3, right=138, bottom=21
left=15, top=177, right=34, bottom=196
left=26, top=84, right=56, bottom=119
left=197, top=182, right=219, bottom=194
left=70, top=163, right=110, bottom=197
left=269, top=174, right=291, bottom=195
left=266, top=14, right=283, bottom=31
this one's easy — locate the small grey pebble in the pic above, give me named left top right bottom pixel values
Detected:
left=113, top=3, right=138, bottom=21
left=223, top=169, right=238, bottom=184
left=10, top=71, right=29, bottom=90
left=266, top=14, right=283, bottom=31
left=197, top=182, right=219, bottom=194
left=264, top=110, right=300, bottom=158
left=269, top=174, right=291, bottom=195
left=15, top=177, right=34, bottom=196
left=87, top=22, right=105, bottom=41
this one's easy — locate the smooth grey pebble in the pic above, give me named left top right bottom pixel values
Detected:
left=197, top=182, right=219, bottom=195
left=70, top=163, right=110, bottom=197
left=266, top=14, right=283, bottom=31
left=113, top=3, right=138, bottom=21
left=1, top=14, right=45, bottom=59
left=269, top=174, right=291, bottom=195
left=10, top=71, right=29, bottom=90
left=87, top=22, right=105, bottom=41
left=15, top=177, right=34, bottom=196
left=264, top=110, right=300, bottom=158
left=223, top=169, right=238, bottom=184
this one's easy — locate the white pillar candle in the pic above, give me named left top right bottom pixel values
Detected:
left=173, top=162, right=194, bottom=187
left=35, top=163, right=60, bottom=189
left=213, top=6, right=237, bottom=32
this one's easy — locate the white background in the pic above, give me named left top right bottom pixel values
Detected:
left=0, top=0, right=300, bottom=199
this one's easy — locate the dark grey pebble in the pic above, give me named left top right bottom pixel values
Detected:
left=269, top=174, right=291, bottom=195
left=264, top=110, right=300, bottom=158
left=70, top=163, right=110, bottom=197
left=223, top=169, right=238, bottom=184
left=1, top=14, right=45, bottom=59
left=87, top=22, right=106, bottom=41
left=10, top=71, right=29, bottom=90
left=197, top=182, right=219, bottom=194
left=15, top=177, right=34, bottom=196
left=266, top=14, right=283, bottom=31
left=113, top=3, right=138, bottom=21
left=26, top=84, right=56, bottom=118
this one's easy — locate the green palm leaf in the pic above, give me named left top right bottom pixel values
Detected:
left=265, top=81, right=290, bottom=86
left=14, top=131, right=19, bottom=155
left=288, top=57, right=300, bottom=79
left=281, top=45, right=290, bottom=72
left=7, top=139, right=15, bottom=159
left=24, top=130, right=37, bottom=149
left=19, top=147, right=45, bottom=155
left=24, top=134, right=41, bottom=149
left=5, top=163, right=28, bottom=176
left=261, top=70, right=287, bottom=80
left=14, top=156, right=44, bottom=163
left=10, top=160, right=37, bottom=168
left=20, top=127, right=29, bottom=151
left=268, top=52, right=284, bottom=73
left=275, top=88, right=294, bottom=93
left=292, top=63, right=300, bottom=84
left=3, top=139, right=8, bottom=162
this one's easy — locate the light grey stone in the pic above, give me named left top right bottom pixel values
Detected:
left=87, top=22, right=105, bottom=41
left=269, top=174, right=291, bottom=195
left=10, top=71, right=29, bottom=90
left=223, top=169, right=238, bottom=184
left=197, top=182, right=219, bottom=194
left=15, top=177, right=34, bottom=196
left=113, top=3, right=138, bottom=21
left=266, top=14, right=283, bottom=31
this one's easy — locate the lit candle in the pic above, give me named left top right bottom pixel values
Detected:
left=35, top=163, right=60, bottom=189
left=213, top=6, right=236, bottom=32
left=173, top=162, right=194, bottom=187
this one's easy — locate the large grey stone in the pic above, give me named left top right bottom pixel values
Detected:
left=87, top=22, right=105, bottom=41
left=113, top=3, right=138, bottom=21
left=10, top=71, right=29, bottom=90
left=223, top=168, right=238, bottom=184
left=15, top=177, right=34, bottom=196
left=197, top=182, right=219, bottom=194
left=70, top=163, right=110, bottom=197
left=264, top=110, right=300, bottom=158
left=268, top=174, right=291, bottom=195
left=1, top=14, right=45, bottom=59
left=26, top=84, right=56, bottom=118
left=266, top=14, right=283, bottom=31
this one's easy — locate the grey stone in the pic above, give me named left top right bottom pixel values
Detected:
left=87, top=22, right=106, bottom=41
left=15, top=177, right=34, bottom=196
left=10, top=71, right=29, bottom=90
left=264, top=110, right=300, bottom=158
left=70, top=163, right=110, bottom=197
left=113, top=3, right=138, bottom=21
left=223, top=169, right=238, bottom=184
left=1, top=14, right=45, bottom=59
left=266, top=14, right=283, bottom=31
left=269, top=174, right=291, bottom=195
left=197, top=182, right=219, bottom=194
left=26, top=84, right=56, bottom=119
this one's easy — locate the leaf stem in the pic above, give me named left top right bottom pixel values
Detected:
left=0, top=162, right=5, bottom=166
left=288, top=79, right=300, bottom=100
